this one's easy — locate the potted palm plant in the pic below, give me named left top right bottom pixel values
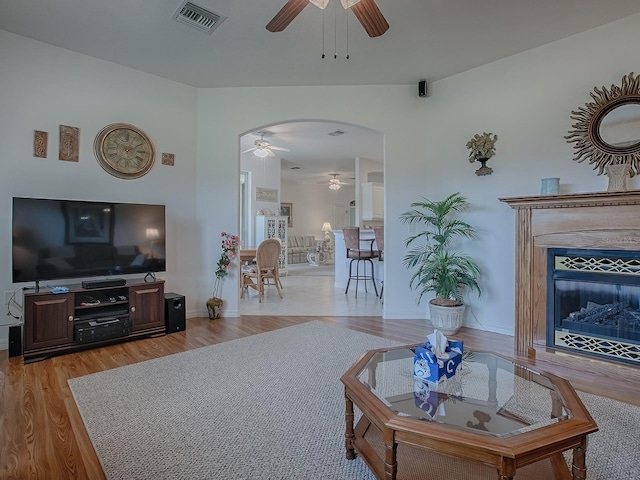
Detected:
left=400, top=192, right=481, bottom=335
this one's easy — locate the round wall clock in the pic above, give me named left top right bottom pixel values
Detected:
left=94, top=123, right=155, bottom=179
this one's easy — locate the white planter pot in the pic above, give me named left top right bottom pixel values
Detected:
left=428, top=302, right=466, bottom=336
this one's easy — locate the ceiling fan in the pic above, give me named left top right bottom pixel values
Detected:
left=318, top=173, right=352, bottom=190
left=242, top=132, right=290, bottom=158
left=266, top=0, right=389, bottom=38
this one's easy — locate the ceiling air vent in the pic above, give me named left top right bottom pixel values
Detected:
left=173, top=1, right=227, bottom=34
left=328, top=130, right=346, bottom=137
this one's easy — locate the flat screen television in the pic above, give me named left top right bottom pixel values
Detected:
left=12, top=197, right=166, bottom=284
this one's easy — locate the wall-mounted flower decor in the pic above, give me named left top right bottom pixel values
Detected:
left=466, top=132, right=498, bottom=176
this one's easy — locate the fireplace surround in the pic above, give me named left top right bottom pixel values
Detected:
left=500, top=191, right=640, bottom=364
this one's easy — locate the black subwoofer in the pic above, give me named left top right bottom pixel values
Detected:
left=9, top=325, right=22, bottom=357
left=164, top=292, right=186, bottom=333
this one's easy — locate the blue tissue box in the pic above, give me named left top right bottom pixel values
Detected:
left=413, top=339, right=463, bottom=384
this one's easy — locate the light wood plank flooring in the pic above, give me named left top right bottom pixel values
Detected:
left=2, top=316, right=640, bottom=479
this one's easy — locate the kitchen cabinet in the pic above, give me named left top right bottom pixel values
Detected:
left=361, top=182, right=384, bottom=221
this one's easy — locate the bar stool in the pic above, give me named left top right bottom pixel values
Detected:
left=373, top=226, right=384, bottom=301
left=343, top=227, right=379, bottom=298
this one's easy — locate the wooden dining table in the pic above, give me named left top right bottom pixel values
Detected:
left=239, top=248, right=257, bottom=264
left=239, top=248, right=257, bottom=290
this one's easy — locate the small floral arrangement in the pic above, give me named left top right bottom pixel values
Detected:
left=211, top=231, right=240, bottom=300
left=466, top=132, right=498, bottom=162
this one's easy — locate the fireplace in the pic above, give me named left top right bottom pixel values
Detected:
left=500, top=191, right=640, bottom=364
left=547, top=248, right=640, bottom=365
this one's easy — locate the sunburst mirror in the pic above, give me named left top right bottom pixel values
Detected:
left=565, top=72, right=640, bottom=177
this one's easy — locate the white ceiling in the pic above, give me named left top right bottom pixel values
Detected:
left=3, top=0, right=640, bottom=182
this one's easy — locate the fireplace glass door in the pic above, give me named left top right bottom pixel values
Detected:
left=548, top=248, right=640, bottom=365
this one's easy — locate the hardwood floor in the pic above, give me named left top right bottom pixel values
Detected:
left=2, top=315, right=640, bottom=479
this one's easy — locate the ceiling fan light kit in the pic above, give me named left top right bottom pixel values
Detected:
left=309, top=0, right=361, bottom=9
left=254, top=148, right=270, bottom=158
left=328, top=173, right=346, bottom=190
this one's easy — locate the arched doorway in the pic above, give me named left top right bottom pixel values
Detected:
left=238, top=120, right=384, bottom=316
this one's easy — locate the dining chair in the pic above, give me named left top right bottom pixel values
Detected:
left=240, top=238, right=283, bottom=302
left=373, top=226, right=384, bottom=301
left=343, top=226, right=378, bottom=298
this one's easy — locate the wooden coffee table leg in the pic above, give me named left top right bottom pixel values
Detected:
left=383, top=429, right=397, bottom=480
left=344, top=393, right=356, bottom=460
left=571, top=439, right=587, bottom=480
left=497, top=458, right=515, bottom=480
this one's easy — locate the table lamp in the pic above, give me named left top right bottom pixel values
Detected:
left=322, top=222, right=332, bottom=241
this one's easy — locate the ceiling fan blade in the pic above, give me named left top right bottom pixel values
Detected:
left=266, top=0, right=309, bottom=32
left=241, top=147, right=257, bottom=153
left=350, top=0, right=389, bottom=38
left=269, top=146, right=290, bottom=152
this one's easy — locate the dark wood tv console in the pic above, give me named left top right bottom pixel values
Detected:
left=22, top=279, right=165, bottom=363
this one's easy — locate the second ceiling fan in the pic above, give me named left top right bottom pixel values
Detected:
left=266, top=0, right=389, bottom=38
left=242, top=132, right=290, bottom=158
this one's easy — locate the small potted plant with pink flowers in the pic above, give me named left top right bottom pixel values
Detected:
left=207, top=231, right=240, bottom=319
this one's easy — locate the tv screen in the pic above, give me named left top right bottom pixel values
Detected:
left=12, top=197, right=166, bottom=284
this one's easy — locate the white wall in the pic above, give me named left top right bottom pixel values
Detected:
left=419, top=13, right=640, bottom=333
left=281, top=179, right=354, bottom=238
left=240, top=152, right=281, bottom=245
left=0, top=31, right=200, bottom=347
left=196, top=12, right=640, bottom=333
left=196, top=86, right=426, bottom=320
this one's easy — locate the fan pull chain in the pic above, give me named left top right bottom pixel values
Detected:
left=321, top=7, right=325, bottom=59
left=333, top=1, right=337, bottom=59
left=346, top=8, right=349, bottom=59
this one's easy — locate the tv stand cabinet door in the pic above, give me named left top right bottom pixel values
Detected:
left=129, top=282, right=164, bottom=332
left=24, top=293, right=74, bottom=352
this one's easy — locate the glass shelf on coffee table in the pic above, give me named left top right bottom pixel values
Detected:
left=340, top=345, right=598, bottom=480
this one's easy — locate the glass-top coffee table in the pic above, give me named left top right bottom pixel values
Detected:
left=340, top=345, right=598, bottom=480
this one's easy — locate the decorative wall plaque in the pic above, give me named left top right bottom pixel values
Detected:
left=162, top=153, right=175, bottom=166
left=256, top=187, right=278, bottom=202
left=33, top=130, right=48, bottom=158
left=59, top=125, right=79, bottom=162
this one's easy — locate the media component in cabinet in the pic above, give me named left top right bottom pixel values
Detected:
left=73, top=286, right=132, bottom=343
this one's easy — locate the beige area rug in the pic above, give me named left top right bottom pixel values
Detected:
left=68, top=321, right=640, bottom=480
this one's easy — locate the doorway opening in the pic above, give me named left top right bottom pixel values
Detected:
left=239, top=119, right=384, bottom=316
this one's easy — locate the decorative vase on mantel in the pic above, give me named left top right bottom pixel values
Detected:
left=474, top=156, right=493, bottom=176
left=606, top=164, right=630, bottom=192
left=206, top=297, right=223, bottom=319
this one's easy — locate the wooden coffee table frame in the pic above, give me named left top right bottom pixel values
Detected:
left=340, top=345, right=598, bottom=480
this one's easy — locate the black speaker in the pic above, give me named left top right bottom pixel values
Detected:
left=9, top=325, right=22, bottom=357
left=164, top=292, right=186, bottom=333
left=418, top=80, right=427, bottom=97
